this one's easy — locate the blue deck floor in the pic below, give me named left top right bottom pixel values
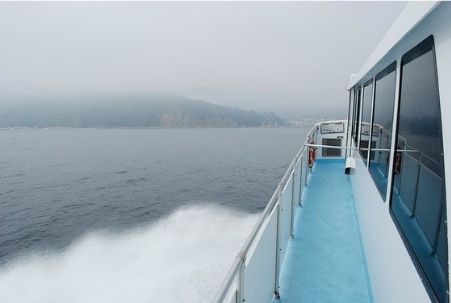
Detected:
left=276, top=159, right=372, bottom=303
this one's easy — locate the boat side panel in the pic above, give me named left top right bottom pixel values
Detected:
left=292, top=159, right=302, bottom=207
left=243, top=206, right=278, bottom=303
left=351, top=151, right=430, bottom=302
left=351, top=3, right=451, bottom=300
left=279, top=176, right=294, bottom=265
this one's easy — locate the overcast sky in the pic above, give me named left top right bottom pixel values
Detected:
left=0, top=2, right=406, bottom=119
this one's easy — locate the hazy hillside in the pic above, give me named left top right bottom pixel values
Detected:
left=0, top=95, right=285, bottom=128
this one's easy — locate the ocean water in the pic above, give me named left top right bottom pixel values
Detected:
left=0, top=127, right=308, bottom=302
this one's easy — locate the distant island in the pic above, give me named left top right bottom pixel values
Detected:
left=0, top=95, right=286, bottom=128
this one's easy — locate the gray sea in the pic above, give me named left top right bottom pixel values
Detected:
left=0, top=127, right=308, bottom=266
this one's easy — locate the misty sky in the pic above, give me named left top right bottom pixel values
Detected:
left=0, top=2, right=406, bottom=119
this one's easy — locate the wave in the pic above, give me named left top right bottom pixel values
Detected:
left=0, top=205, right=257, bottom=303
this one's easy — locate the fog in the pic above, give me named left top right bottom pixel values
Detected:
left=0, top=2, right=406, bottom=119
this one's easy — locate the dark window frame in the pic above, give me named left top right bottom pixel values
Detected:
left=368, top=61, right=397, bottom=200
left=359, top=79, right=374, bottom=163
left=351, top=89, right=357, bottom=142
left=353, top=86, right=362, bottom=145
left=346, top=90, right=352, bottom=158
left=389, top=35, right=448, bottom=303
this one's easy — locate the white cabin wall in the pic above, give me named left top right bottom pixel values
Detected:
left=432, top=6, right=451, bottom=297
left=351, top=151, right=430, bottom=303
left=314, top=120, right=347, bottom=160
left=348, top=3, right=451, bottom=301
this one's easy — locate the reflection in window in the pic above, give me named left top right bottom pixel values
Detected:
left=369, top=63, right=396, bottom=199
left=390, top=37, right=448, bottom=302
left=359, top=81, right=374, bottom=164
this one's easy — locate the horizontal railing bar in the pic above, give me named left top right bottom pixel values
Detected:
left=365, top=148, right=420, bottom=152
left=304, top=143, right=358, bottom=150
left=304, top=143, right=420, bottom=153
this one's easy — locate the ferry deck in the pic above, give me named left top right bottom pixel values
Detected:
left=277, top=159, right=372, bottom=303
left=213, top=2, right=451, bottom=303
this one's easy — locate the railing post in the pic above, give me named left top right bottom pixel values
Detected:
left=299, top=155, right=304, bottom=206
left=274, top=193, right=282, bottom=300
left=304, top=149, right=309, bottom=187
left=290, top=170, right=295, bottom=239
left=237, top=257, right=246, bottom=303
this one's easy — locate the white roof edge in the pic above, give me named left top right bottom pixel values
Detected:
left=347, top=1, right=440, bottom=90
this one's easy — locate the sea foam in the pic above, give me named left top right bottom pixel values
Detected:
left=0, top=205, right=257, bottom=303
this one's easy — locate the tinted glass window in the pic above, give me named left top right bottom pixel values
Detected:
left=391, top=37, right=448, bottom=302
left=369, top=64, right=396, bottom=199
left=322, top=138, right=342, bottom=157
left=359, top=82, right=374, bottom=164
left=321, top=122, right=344, bottom=134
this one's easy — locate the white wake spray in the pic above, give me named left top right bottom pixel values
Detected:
left=0, top=205, right=258, bottom=303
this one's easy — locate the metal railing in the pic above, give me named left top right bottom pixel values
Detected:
left=304, top=143, right=420, bottom=153
left=212, top=126, right=317, bottom=303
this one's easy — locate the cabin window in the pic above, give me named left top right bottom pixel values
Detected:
left=359, top=80, right=374, bottom=164
left=390, top=36, right=448, bottom=303
left=320, top=122, right=344, bottom=134
left=368, top=62, right=396, bottom=199
left=322, top=138, right=342, bottom=157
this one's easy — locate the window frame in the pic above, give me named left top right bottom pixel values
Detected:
left=359, top=79, right=375, bottom=164
left=346, top=90, right=353, bottom=159
left=351, top=89, right=357, bottom=143
left=388, top=35, right=448, bottom=303
left=353, top=86, right=362, bottom=145
left=368, top=61, right=397, bottom=200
